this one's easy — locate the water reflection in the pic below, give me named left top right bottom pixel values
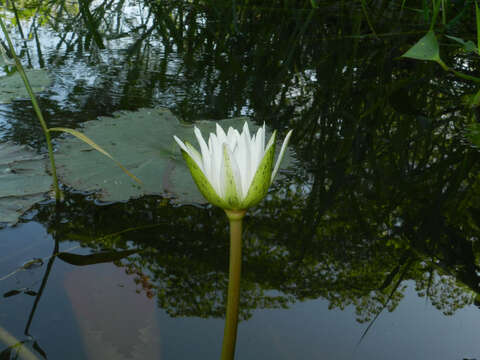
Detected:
left=1, top=0, right=480, bottom=358
left=27, top=166, right=480, bottom=325
left=31, top=194, right=291, bottom=320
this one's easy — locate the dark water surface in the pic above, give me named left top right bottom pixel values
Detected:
left=1, top=1, right=480, bottom=359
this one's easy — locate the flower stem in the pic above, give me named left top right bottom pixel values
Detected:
left=221, top=210, right=245, bottom=360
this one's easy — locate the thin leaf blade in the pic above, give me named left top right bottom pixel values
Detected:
left=49, top=127, right=142, bottom=184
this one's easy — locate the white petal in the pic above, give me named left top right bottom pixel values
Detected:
left=241, top=122, right=251, bottom=141
left=217, top=147, right=226, bottom=198
left=252, top=126, right=264, bottom=171
left=271, top=129, right=293, bottom=182
left=194, top=127, right=211, bottom=180
left=260, top=123, right=266, bottom=151
left=185, top=142, right=204, bottom=172
left=194, top=127, right=209, bottom=157
left=174, top=136, right=204, bottom=172
left=209, top=133, right=224, bottom=196
left=226, top=145, right=244, bottom=199
left=227, top=127, right=237, bottom=148
left=216, top=123, right=227, bottom=144
left=238, top=128, right=252, bottom=194
left=173, top=135, right=189, bottom=155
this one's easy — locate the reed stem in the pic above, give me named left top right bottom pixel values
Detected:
left=0, top=16, right=61, bottom=200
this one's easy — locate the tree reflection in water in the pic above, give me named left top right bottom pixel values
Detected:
left=0, top=0, right=480, bottom=357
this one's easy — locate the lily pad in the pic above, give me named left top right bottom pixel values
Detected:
left=0, top=69, right=51, bottom=104
left=0, top=142, right=51, bottom=225
left=54, top=108, right=294, bottom=203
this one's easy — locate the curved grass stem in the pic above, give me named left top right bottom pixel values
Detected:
left=0, top=15, right=61, bottom=200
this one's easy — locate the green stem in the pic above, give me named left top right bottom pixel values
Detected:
left=0, top=16, right=61, bottom=200
left=436, top=59, right=480, bottom=83
left=360, top=0, right=378, bottom=39
left=449, top=68, right=480, bottom=83
left=429, top=0, right=442, bottom=31
left=221, top=209, right=246, bottom=360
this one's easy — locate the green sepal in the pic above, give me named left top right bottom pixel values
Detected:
left=222, top=144, right=241, bottom=209
left=180, top=149, right=229, bottom=209
left=241, top=133, right=276, bottom=209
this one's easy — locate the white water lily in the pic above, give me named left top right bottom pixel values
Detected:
left=174, top=122, right=292, bottom=211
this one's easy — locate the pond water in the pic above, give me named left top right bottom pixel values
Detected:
left=1, top=1, right=480, bottom=359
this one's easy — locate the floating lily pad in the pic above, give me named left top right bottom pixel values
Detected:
left=0, top=142, right=51, bottom=225
left=0, top=69, right=51, bottom=104
left=54, top=108, right=294, bottom=203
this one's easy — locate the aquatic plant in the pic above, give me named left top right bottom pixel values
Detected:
left=174, top=123, right=292, bottom=212
left=0, top=15, right=61, bottom=199
left=0, top=13, right=140, bottom=201
left=174, top=122, right=292, bottom=360
left=401, top=0, right=480, bottom=146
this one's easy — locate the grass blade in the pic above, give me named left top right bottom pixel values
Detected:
left=360, top=0, right=378, bottom=39
left=48, top=127, right=142, bottom=184
left=0, top=15, right=61, bottom=200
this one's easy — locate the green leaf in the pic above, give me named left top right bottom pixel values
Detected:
left=0, top=142, right=51, bottom=226
left=0, top=109, right=295, bottom=223
left=53, top=108, right=294, bottom=204
left=445, top=35, right=478, bottom=54
left=0, top=69, right=50, bottom=104
left=48, top=127, right=141, bottom=184
left=401, top=31, right=441, bottom=62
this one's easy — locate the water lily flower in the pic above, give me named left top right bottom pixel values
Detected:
left=174, top=122, right=293, bottom=213
left=174, top=121, right=292, bottom=360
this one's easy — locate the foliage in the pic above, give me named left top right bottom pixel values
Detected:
left=0, top=68, right=50, bottom=104
left=0, top=142, right=50, bottom=225
left=1, top=0, right=480, bottom=341
left=400, top=0, right=480, bottom=146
